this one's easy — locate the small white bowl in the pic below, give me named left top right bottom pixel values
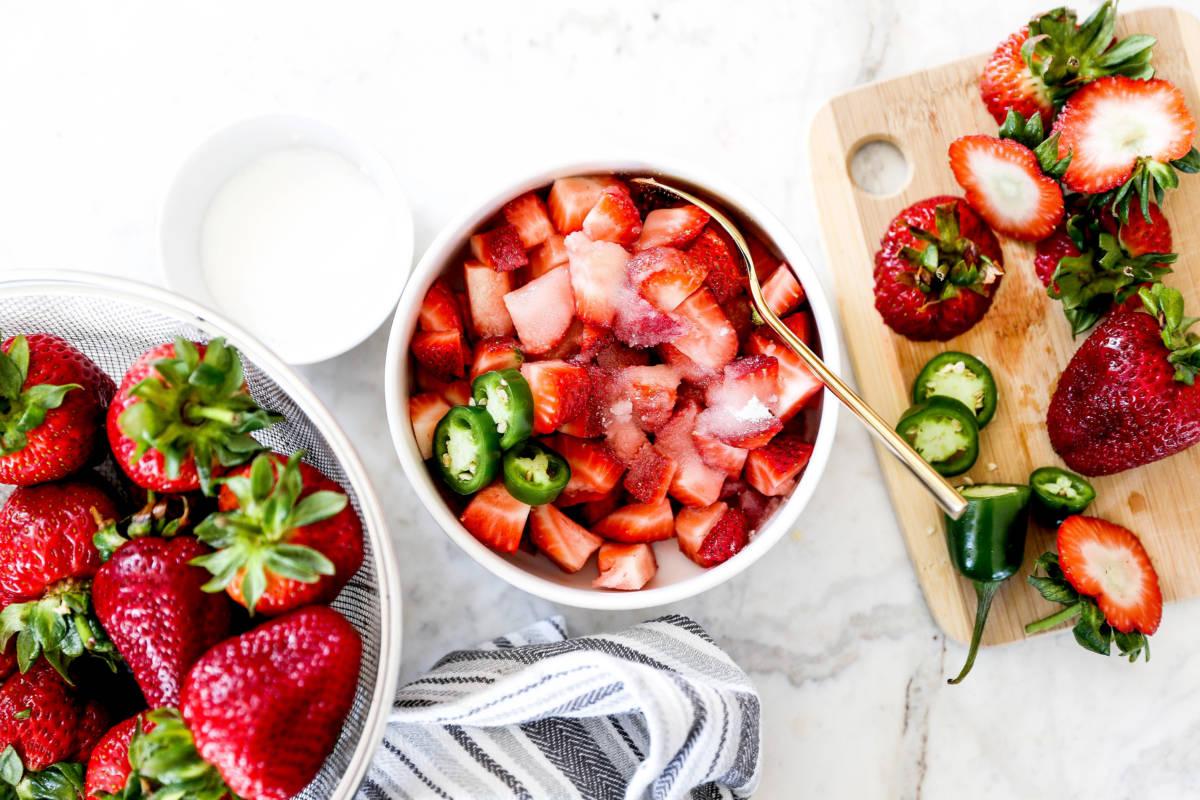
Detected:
left=384, top=158, right=841, bottom=610
left=159, top=114, right=414, bottom=365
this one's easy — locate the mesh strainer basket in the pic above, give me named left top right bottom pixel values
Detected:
left=0, top=271, right=402, bottom=800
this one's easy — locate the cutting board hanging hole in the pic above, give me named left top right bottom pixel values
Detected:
left=848, top=138, right=910, bottom=197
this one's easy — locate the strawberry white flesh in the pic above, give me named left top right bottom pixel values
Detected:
left=1057, top=516, right=1163, bottom=634
left=948, top=135, right=1063, bottom=241
left=593, top=542, right=657, bottom=590
left=464, top=260, right=515, bottom=337
left=503, top=266, right=576, bottom=354
left=409, top=393, right=451, bottom=460
left=565, top=233, right=629, bottom=327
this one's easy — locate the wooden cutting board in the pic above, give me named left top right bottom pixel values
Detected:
left=810, top=6, right=1200, bottom=646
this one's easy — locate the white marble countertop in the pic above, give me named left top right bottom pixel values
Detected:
left=3, top=1, right=1200, bottom=796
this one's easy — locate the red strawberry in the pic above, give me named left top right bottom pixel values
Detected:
left=627, top=248, right=708, bottom=312
left=1057, top=516, right=1162, bottom=634
left=655, top=401, right=726, bottom=508
left=93, top=535, right=233, bottom=708
left=0, top=662, right=86, bottom=772
left=593, top=542, right=656, bottom=591
left=695, top=356, right=784, bottom=449
left=441, top=378, right=472, bottom=407
left=564, top=232, right=629, bottom=327
left=460, top=481, right=530, bottom=553
left=670, top=288, right=738, bottom=373
left=408, top=394, right=450, bottom=461
left=73, top=698, right=109, bottom=762
left=503, top=266, right=576, bottom=355
left=582, top=189, right=642, bottom=245
left=192, top=452, right=364, bottom=616
left=108, top=338, right=280, bottom=495
left=84, top=715, right=147, bottom=799
left=522, top=360, right=589, bottom=435
left=464, top=259, right=516, bottom=337
left=418, top=279, right=463, bottom=333
left=634, top=205, right=710, bottom=250
left=470, top=336, right=524, bottom=380
left=744, top=329, right=822, bottom=421
left=675, top=502, right=726, bottom=564
left=471, top=224, right=529, bottom=272
left=592, top=500, right=674, bottom=543
left=1055, top=77, right=1197, bottom=195
left=676, top=503, right=748, bottom=567
left=760, top=265, right=804, bottom=317
left=722, top=479, right=779, bottom=530
left=529, top=234, right=570, bottom=278
left=747, top=236, right=780, bottom=281
left=688, top=226, right=745, bottom=304
left=503, top=192, right=555, bottom=249
left=1116, top=202, right=1173, bottom=258
left=612, top=290, right=686, bottom=349
left=873, top=197, right=1004, bottom=341
left=658, top=343, right=716, bottom=386
left=622, top=444, right=677, bottom=505
left=692, top=427, right=748, bottom=477
left=411, top=329, right=467, bottom=378
left=745, top=435, right=814, bottom=496
left=979, top=27, right=1054, bottom=127
left=548, top=176, right=627, bottom=234
left=604, top=416, right=650, bottom=467
left=1034, top=224, right=1081, bottom=286
left=948, top=135, right=1064, bottom=241
left=0, top=334, right=114, bottom=487
left=577, top=489, right=623, bottom=526
left=553, top=434, right=624, bottom=506
left=529, top=504, right=602, bottom=573
left=620, top=365, right=679, bottom=432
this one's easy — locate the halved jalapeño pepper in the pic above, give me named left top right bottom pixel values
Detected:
left=502, top=440, right=570, bottom=505
left=1029, top=466, right=1095, bottom=529
left=472, top=369, right=534, bottom=450
left=895, top=396, right=979, bottom=477
left=944, top=483, right=1031, bottom=684
left=912, top=351, right=998, bottom=427
left=433, top=405, right=501, bottom=495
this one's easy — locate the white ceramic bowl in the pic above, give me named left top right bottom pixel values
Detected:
left=384, top=158, right=841, bottom=610
left=159, top=114, right=414, bottom=365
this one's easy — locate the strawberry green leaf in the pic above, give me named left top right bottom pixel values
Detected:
left=1113, top=629, right=1150, bottom=663
left=1072, top=599, right=1113, bottom=655
left=0, top=581, right=119, bottom=681
left=103, top=710, right=231, bottom=800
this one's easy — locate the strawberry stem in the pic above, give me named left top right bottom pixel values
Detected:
left=1024, top=602, right=1082, bottom=634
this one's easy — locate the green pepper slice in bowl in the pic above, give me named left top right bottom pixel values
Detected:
left=895, top=396, right=980, bottom=477
left=502, top=440, right=571, bottom=505
left=911, top=351, right=998, bottom=427
left=472, top=368, right=534, bottom=450
left=433, top=405, right=501, bottom=495
left=1029, top=466, right=1095, bottom=529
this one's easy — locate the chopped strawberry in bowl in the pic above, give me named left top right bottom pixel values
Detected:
left=385, top=160, right=841, bottom=608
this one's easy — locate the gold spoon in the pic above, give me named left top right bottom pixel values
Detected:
left=632, top=177, right=967, bottom=519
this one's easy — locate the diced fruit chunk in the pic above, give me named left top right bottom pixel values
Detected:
left=745, top=435, right=814, bottom=496
left=655, top=401, right=726, bottom=507
left=621, top=365, right=680, bottom=432
left=464, top=259, right=516, bottom=337
left=689, top=227, right=744, bottom=304
left=522, top=360, right=589, bottom=435
left=460, top=482, right=531, bottom=553
left=760, top=264, right=804, bottom=316
left=471, top=224, right=529, bottom=272
left=409, top=393, right=451, bottom=460
left=676, top=502, right=727, bottom=562
left=613, top=289, right=686, bottom=348
left=470, top=336, right=524, bottom=380
left=553, top=434, right=624, bottom=505
left=676, top=503, right=748, bottom=567
left=530, top=234, right=570, bottom=279
left=605, top=414, right=650, bottom=465
left=504, top=267, right=576, bottom=354
left=530, top=504, right=603, bottom=573
left=746, top=329, right=822, bottom=420
left=503, top=192, right=556, bottom=249
left=548, top=176, right=625, bottom=234
left=692, top=428, right=748, bottom=477
left=593, top=542, right=657, bottom=590
left=412, top=330, right=466, bottom=378
left=623, top=444, right=677, bottom=504
left=592, top=500, right=674, bottom=543
left=698, top=355, right=784, bottom=449
left=582, top=189, right=643, bottom=245
left=671, top=287, right=738, bottom=372
left=635, top=205, right=711, bottom=250
left=565, top=232, right=629, bottom=327
left=578, top=489, right=622, bottom=525
left=627, top=247, right=709, bottom=312
left=440, top=380, right=472, bottom=407
left=419, top=280, right=463, bottom=332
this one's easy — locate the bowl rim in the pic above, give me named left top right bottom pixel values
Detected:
left=384, top=156, right=842, bottom=611
left=0, top=269, right=402, bottom=799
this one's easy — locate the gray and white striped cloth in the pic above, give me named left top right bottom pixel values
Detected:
left=358, top=614, right=761, bottom=800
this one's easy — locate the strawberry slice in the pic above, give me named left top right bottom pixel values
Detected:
left=471, top=224, right=529, bottom=272
left=464, top=260, right=516, bottom=337
left=529, top=234, right=569, bottom=278
left=948, top=135, right=1064, bottom=242
left=634, top=205, right=711, bottom=250
left=564, top=232, right=629, bottom=327
left=582, top=189, right=643, bottom=245
left=592, top=500, right=674, bottom=543
left=745, top=328, right=822, bottom=420
left=411, top=330, right=466, bottom=378
left=460, top=482, right=531, bottom=553
left=503, top=266, right=576, bottom=354
left=1055, top=77, right=1197, bottom=195
left=675, top=502, right=727, bottom=563
left=620, top=365, right=680, bottom=432
left=593, top=542, right=657, bottom=591
left=760, top=264, right=805, bottom=317
left=1056, top=516, right=1163, bottom=635
left=503, top=192, right=556, bottom=249
left=688, top=226, right=745, bottom=303
left=470, top=336, right=524, bottom=380
left=408, top=392, right=450, bottom=460
left=692, top=427, right=748, bottom=477
left=745, top=435, right=814, bottom=496
left=529, top=504, right=603, bottom=573
left=671, top=288, right=738, bottom=373
left=548, top=176, right=627, bottom=234
left=521, top=360, right=589, bottom=435
left=655, top=401, right=726, bottom=508
left=627, top=247, right=709, bottom=312
left=418, top=279, right=463, bottom=333
left=622, top=444, right=677, bottom=504
left=552, top=434, right=624, bottom=505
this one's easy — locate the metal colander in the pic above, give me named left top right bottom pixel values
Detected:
left=0, top=271, right=402, bottom=800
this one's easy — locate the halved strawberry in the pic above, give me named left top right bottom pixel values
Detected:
left=655, top=401, right=726, bottom=508
left=634, top=205, right=711, bottom=250
left=593, top=542, right=657, bottom=591
left=464, top=260, right=516, bottom=337
left=1056, top=516, right=1162, bottom=635
left=460, top=482, right=531, bottom=553
left=582, top=189, right=642, bottom=245
left=503, top=192, right=556, bottom=249
left=622, top=444, right=677, bottom=504
left=627, top=247, right=709, bottom=312
left=548, top=176, right=626, bottom=234
left=529, top=504, right=603, bottom=573
left=1055, top=77, right=1197, bottom=195
left=620, top=365, right=680, bottom=432
left=470, top=336, right=524, bottom=379
left=529, top=234, right=569, bottom=278
left=552, top=434, right=624, bottom=505
left=692, top=427, right=748, bottom=477
left=760, top=264, right=804, bottom=316
left=592, top=499, right=674, bottom=543
left=565, top=232, right=629, bottom=327
left=471, top=224, right=529, bottom=272
left=418, top=279, right=463, bottom=333
left=503, top=266, right=576, bottom=354
left=745, top=435, right=814, bottom=496
left=671, top=288, right=738, bottom=373
left=411, top=330, right=466, bottom=377
left=675, top=502, right=727, bottom=563
left=521, top=360, right=589, bottom=434
left=688, top=226, right=745, bottom=303
left=745, top=329, right=822, bottom=420
left=948, top=135, right=1064, bottom=241
left=409, top=393, right=450, bottom=460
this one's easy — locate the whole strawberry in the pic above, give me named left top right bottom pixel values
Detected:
left=873, top=197, right=1004, bottom=341
left=191, top=452, right=364, bottom=616
left=107, top=337, right=281, bottom=495
left=0, top=333, right=114, bottom=486
left=84, top=715, right=142, bottom=799
left=1048, top=284, right=1200, bottom=475
left=0, top=661, right=89, bottom=772
left=92, top=535, right=233, bottom=708
left=0, top=481, right=119, bottom=676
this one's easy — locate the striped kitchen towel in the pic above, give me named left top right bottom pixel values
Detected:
left=359, top=614, right=761, bottom=800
